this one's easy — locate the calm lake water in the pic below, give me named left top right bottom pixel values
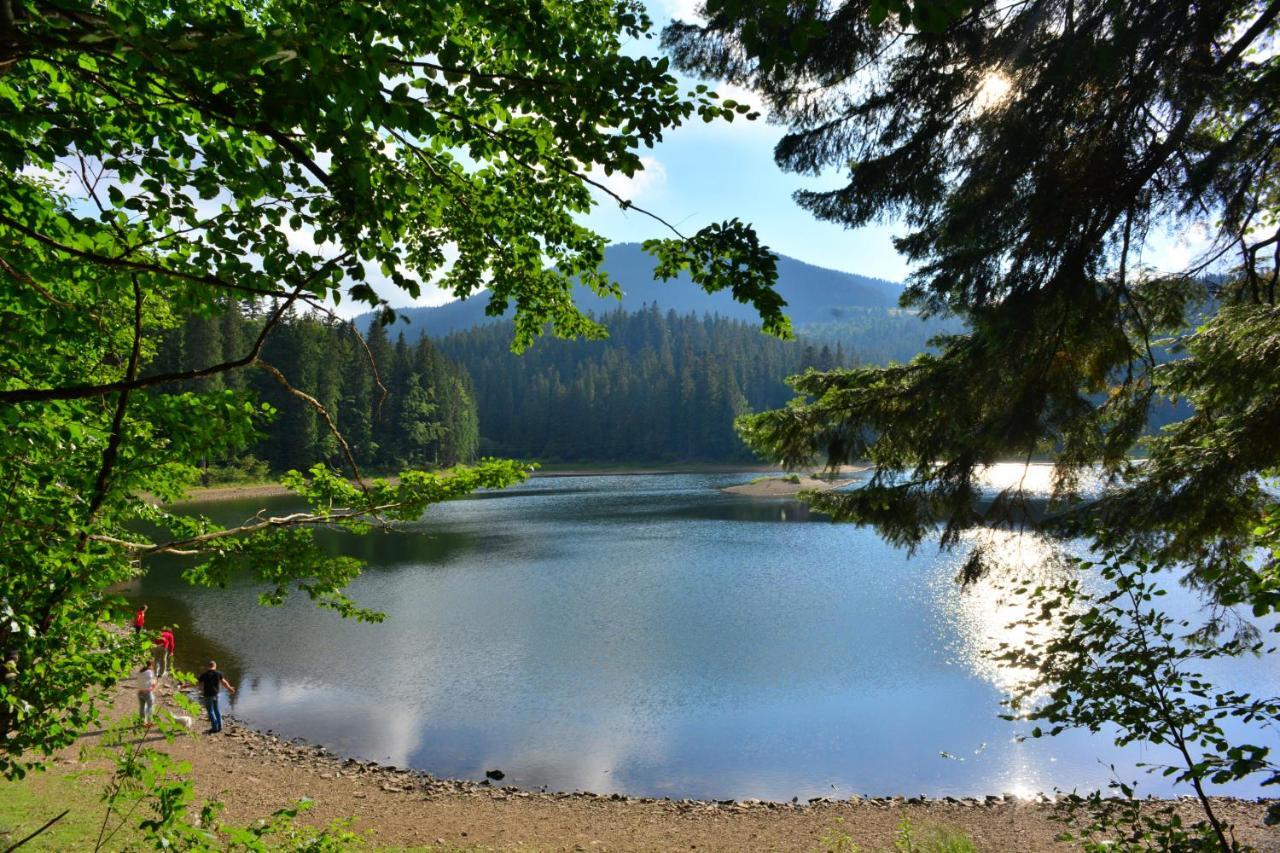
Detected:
left=133, top=471, right=1279, bottom=801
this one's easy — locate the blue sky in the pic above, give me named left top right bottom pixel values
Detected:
left=578, top=67, right=912, bottom=285
left=426, top=4, right=1219, bottom=320
left=580, top=0, right=911, bottom=284
left=404, top=0, right=1206, bottom=310
left=28, top=2, right=1209, bottom=317
left=403, top=1, right=911, bottom=309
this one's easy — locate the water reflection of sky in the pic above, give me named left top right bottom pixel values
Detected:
left=135, top=467, right=1280, bottom=800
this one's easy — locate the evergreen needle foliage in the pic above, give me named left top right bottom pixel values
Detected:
left=437, top=308, right=855, bottom=462
left=669, top=0, right=1280, bottom=846
left=153, top=309, right=481, bottom=473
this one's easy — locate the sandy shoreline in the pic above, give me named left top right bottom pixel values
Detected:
left=163, top=466, right=792, bottom=504
left=105, top=466, right=1280, bottom=849
left=169, top=466, right=879, bottom=505
left=164, top=481, right=301, bottom=503
left=10, top=679, right=1272, bottom=851
left=720, top=466, right=870, bottom=498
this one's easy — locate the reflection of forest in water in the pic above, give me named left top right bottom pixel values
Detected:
left=124, top=471, right=1280, bottom=800
left=121, top=572, right=246, bottom=687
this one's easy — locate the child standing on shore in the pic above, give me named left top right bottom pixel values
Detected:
left=136, top=662, right=156, bottom=726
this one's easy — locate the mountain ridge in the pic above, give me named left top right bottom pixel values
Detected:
left=356, top=243, right=904, bottom=339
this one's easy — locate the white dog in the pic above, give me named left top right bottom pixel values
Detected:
left=169, top=714, right=195, bottom=731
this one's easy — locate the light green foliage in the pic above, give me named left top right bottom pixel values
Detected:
left=1001, top=549, right=1280, bottom=848
left=200, top=456, right=272, bottom=486
left=892, top=817, right=977, bottom=853
left=0, top=770, right=141, bottom=851
left=1056, top=784, right=1236, bottom=853
left=817, top=816, right=863, bottom=853
left=78, top=714, right=364, bottom=851
left=0, top=0, right=783, bottom=784
left=815, top=816, right=977, bottom=853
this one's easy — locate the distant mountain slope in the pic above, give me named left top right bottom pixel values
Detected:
left=356, top=243, right=904, bottom=339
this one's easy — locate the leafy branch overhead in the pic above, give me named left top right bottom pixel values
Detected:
left=0, top=0, right=782, bottom=780
left=645, top=219, right=791, bottom=340
left=0, top=0, right=783, bottom=357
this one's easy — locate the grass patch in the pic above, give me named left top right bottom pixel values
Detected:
left=747, top=473, right=802, bottom=485
left=0, top=765, right=483, bottom=852
left=0, top=765, right=137, bottom=851
left=817, top=816, right=978, bottom=853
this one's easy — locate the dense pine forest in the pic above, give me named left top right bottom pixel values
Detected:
left=152, top=305, right=864, bottom=472
left=436, top=307, right=854, bottom=462
left=149, top=309, right=479, bottom=478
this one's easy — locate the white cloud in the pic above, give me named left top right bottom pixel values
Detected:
left=650, top=0, right=704, bottom=23
left=588, top=155, right=668, bottom=204
left=667, top=79, right=783, bottom=145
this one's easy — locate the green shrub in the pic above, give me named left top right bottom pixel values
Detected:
left=816, top=817, right=977, bottom=853
left=816, top=817, right=862, bottom=852
left=201, top=455, right=271, bottom=485
left=894, top=816, right=978, bottom=853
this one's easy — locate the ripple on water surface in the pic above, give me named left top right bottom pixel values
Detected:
left=138, top=469, right=1280, bottom=800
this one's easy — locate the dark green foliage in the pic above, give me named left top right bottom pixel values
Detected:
left=667, top=1, right=1280, bottom=844
left=671, top=0, right=1280, bottom=598
left=152, top=308, right=480, bottom=473
left=790, top=308, right=960, bottom=366
left=437, top=307, right=858, bottom=463
left=670, top=0, right=1280, bottom=578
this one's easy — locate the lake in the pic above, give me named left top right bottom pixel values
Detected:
left=133, top=470, right=1279, bottom=801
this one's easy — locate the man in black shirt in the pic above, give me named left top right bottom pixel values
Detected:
left=195, top=660, right=236, bottom=734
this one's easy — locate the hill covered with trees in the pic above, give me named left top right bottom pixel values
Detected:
left=153, top=304, right=873, bottom=470
left=437, top=307, right=855, bottom=462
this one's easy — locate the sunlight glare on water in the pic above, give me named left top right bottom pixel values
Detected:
left=943, top=530, right=1080, bottom=703
left=135, top=472, right=1278, bottom=800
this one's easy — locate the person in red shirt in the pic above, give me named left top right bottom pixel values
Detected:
left=154, top=628, right=175, bottom=678
left=132, top=604, right=147, bottom=634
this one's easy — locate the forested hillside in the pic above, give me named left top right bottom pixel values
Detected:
left=149, top=310, right=479, bottom=477
left=787, top=308, right=960, bottom=364
left=153, top=303, right=935, bottom=470
left=437, top=307, right=854, bottom=462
